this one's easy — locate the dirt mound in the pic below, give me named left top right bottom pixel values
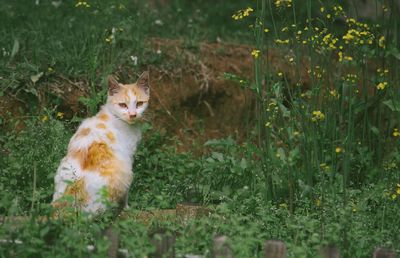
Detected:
left=145, top=38, right=309, bottom=148
left=0, top=38, right=311, bottom=149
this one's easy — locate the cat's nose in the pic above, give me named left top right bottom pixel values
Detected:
left=129, top=113, right=137, bottom=119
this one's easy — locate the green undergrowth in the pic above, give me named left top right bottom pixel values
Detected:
left=0, top=0, right=252, bottom=116
left=1, top=0, right=400, bottom=257
left=0, top=114, right=399, bottom=257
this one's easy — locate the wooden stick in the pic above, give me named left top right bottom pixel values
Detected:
left=373, top=247, right=397, bottom=258
left=320, top=245, right=340, bottom=258
left=264, top=240, right=287, bottom=258
left=212, top=235, right=233, bottom=258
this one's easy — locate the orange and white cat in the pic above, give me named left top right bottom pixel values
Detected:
left=52, top=72, right=149, bottom=215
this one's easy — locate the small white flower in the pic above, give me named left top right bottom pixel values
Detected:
left=154, top=19, right=163, bottom=26
left=156, top=49, right=162, bottom=55
left=130, top=55, right=138, bottom=66
left=51, top=1, right=62, bottom=8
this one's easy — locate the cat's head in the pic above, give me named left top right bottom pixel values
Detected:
left=106, top=72, right=150, bottom=124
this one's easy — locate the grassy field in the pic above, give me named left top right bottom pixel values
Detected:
left=0, top=0, right=399, bottom=257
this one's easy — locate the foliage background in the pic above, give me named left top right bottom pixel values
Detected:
left=0, top=0, right=399, bottom=257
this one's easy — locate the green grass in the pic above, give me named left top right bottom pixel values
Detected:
left=1, top=0, right=400, bottom=257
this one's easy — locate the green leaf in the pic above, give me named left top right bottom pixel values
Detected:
left=10, top=38, right=19, bottom=59
left=30, top=72, right=44, bottom=84
left=382, top=100, right=400, bottom=112
left=387, top=46, right=400, bottom=60
left=240, top=158, right=247, bottom=169
left=370, top=126, right=379, bottom=135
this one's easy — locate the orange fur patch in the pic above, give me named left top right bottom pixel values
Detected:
left=52, top=178, right=89, bottom=216
left=96, top=123, right=107, bottom=129
left=69, top=141, right=128, bottom=203
left=76, top=128, right=91, bottom=138
left=81, top=142, right=114, bottom=171
left=70, top=148, right=86, bottom=161
left=98, top=113, right=109, bottom=121
left=64, top=178, right=89, bottom=205
left=106, top=131, right=116, bottom=143
left=130, top=85, right=150, bottom=102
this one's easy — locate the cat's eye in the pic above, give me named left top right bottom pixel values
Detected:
left=118, top=103, right=128, bottom=108
left=136, top=101, right=145, bottom=107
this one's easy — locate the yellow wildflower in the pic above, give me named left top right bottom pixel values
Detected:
left=75, top=1, right=90, bottom=8
left=378, top=36, right=385, bottom=48
left=264, top=28, right=270, bottom=33
left=335, top=147, right=343, bottom=153
left=376, top=82, right=388, bottom=90
left=56, top=112, right=64, bottom=119
left=274, top=0, right=292, bottom=8
left=311, top=110, right=325, bottom=122
left=251, top=49, right=260, bottom=58
left=330, top=89, right=339, bottom=99
left=275, top=39, right=290, bottom=44
left=393, top=128, right=400, bottom=137
left=344, top=55, right=353, bottom=61
left=232, top=7, right=253, bottom=20
left=319, top=163, right=330, bottom=172
left=41, top=115, right=49, bottom=122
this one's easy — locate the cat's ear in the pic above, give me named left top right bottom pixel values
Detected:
left=136, top=71, right=149, bottom=95
left=108, top=76, right=120, bottom=96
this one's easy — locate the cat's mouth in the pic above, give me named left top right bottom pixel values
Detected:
left=127, top=117, right=140, bottom=124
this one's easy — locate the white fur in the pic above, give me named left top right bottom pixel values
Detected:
left=52, top=103, right=144, bottom=215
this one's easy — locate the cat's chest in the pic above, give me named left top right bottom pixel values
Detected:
left=110, top=126, right=141, bottom=158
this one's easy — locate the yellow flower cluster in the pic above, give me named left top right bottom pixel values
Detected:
left=274, top=0, right=292, bottom=8
left=377, top=68, right=389, bottom=76
left=338, top=51, right=353, bottom=62
left=232, top=7, right=253, bottom=20
left=329, top=89, right=339, bottom=99
left=311, top=110, right=325, bottom=122
left=105, top=35, right=114, bottom=43
left=332, top=5, right=345, bottom=16
left=56, top=112, right=64, bottom=119
left=321, top=33, right=339, bottom=50
left=343, top=74, right=358, bottom=83
left=378, top=35, right=385, bottom=48
left=251, top=49, right=260, bottom=58
left=75, top=1, right=90, bottom=8
left=275, top=39, right=290, bottom=45
left=376, top=82, right=388, bottom=90
left=307, top=66, right=325, bottom=79
left=386, top=183, right=400, bottom=200
left=383, top=160, right=398, bottom=171
left=342, top=19, right=374, bottom=45
left=319, top=163, right=330, bottom=172
left=393, top=128, right=400, bottom=137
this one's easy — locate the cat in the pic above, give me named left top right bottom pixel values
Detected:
left=52, top=72, right=150, bottom=216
